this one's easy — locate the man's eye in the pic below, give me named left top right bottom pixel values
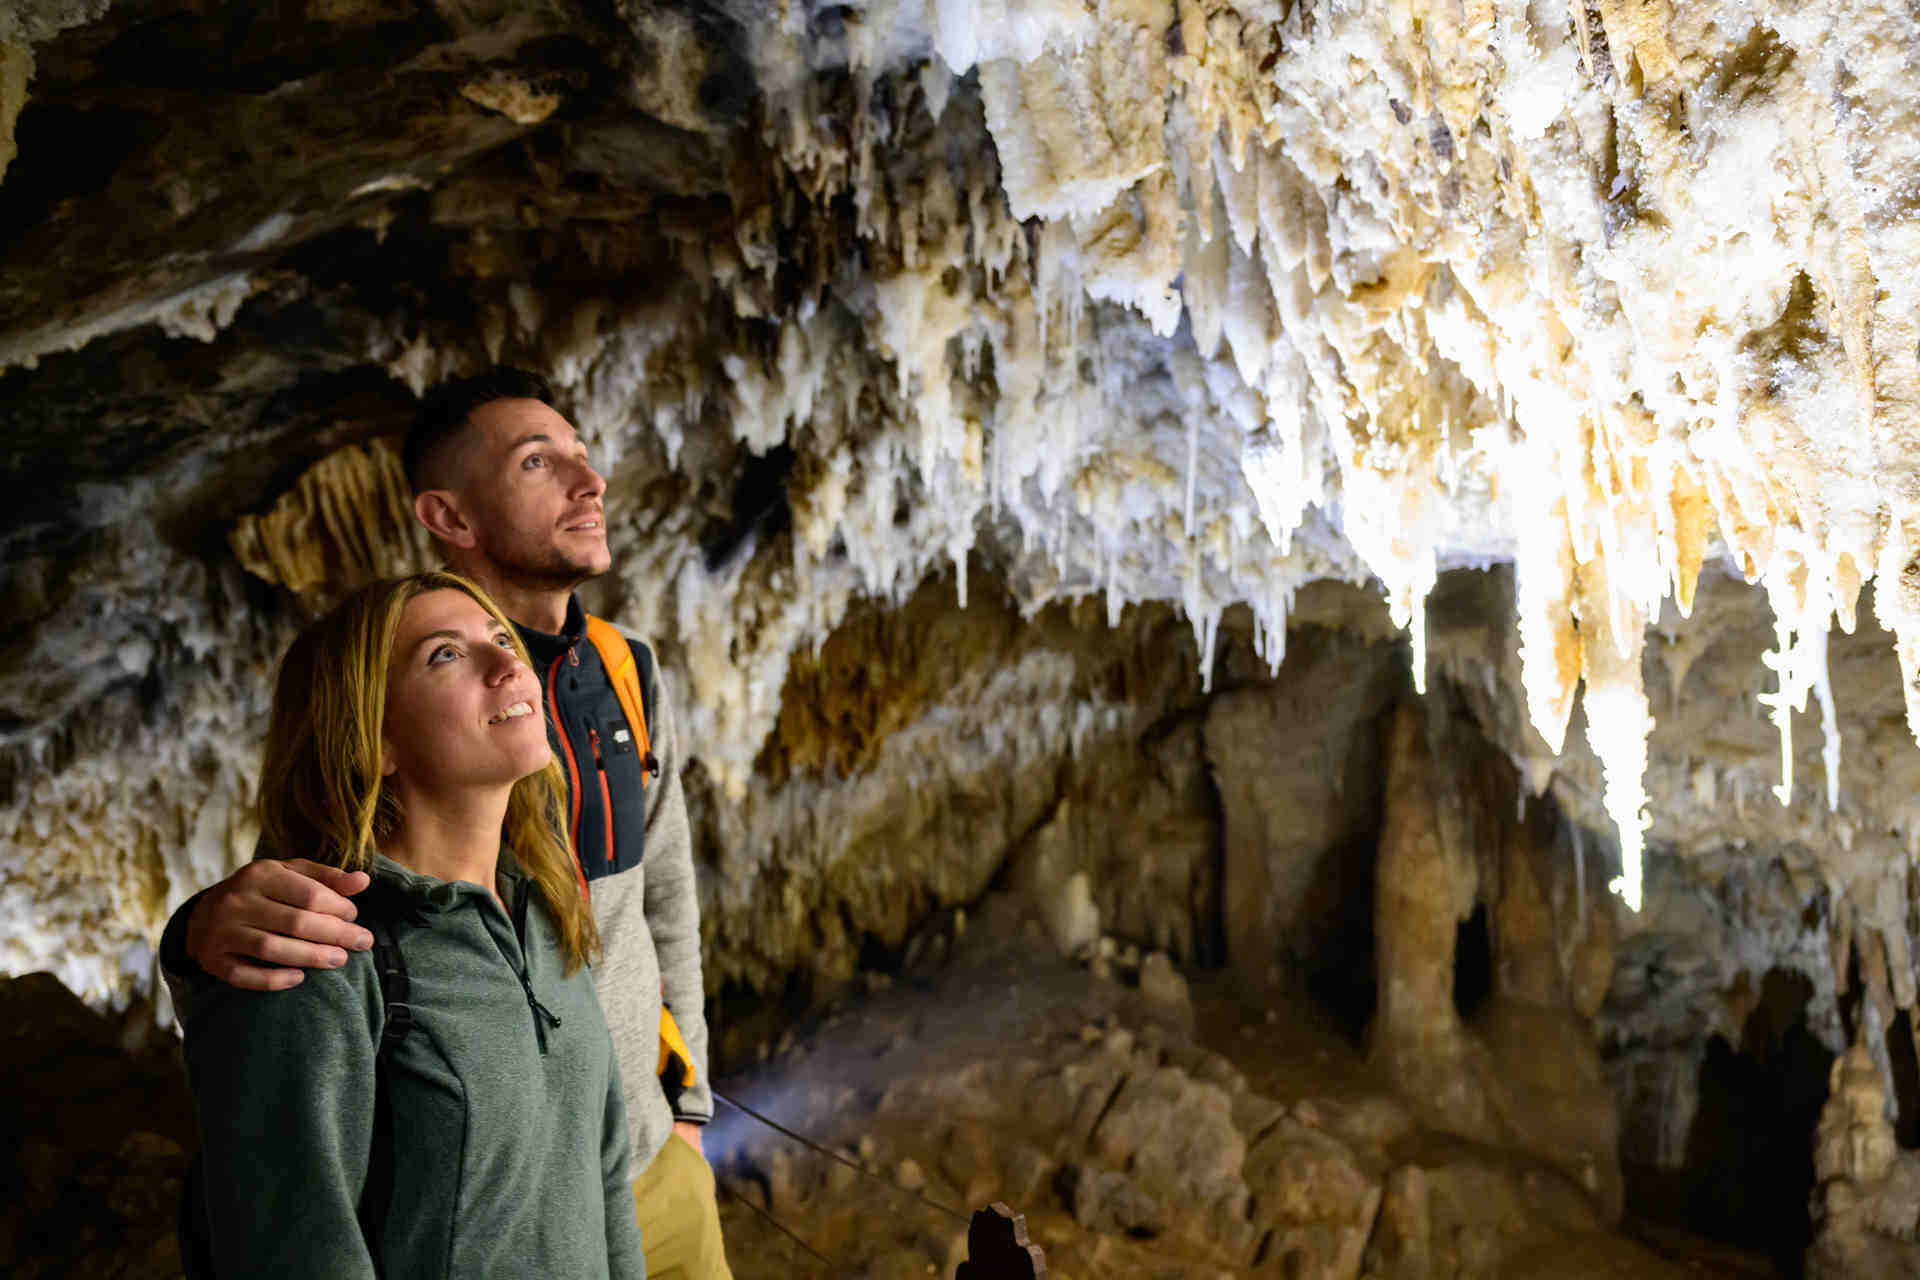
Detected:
left=523, top=454, right=546, bottom=469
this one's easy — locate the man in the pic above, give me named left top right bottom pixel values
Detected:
left=161, top=367, right=733, bottom=1279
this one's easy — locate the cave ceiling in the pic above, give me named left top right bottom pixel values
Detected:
left=4, top=0, right=1920, bottom=1004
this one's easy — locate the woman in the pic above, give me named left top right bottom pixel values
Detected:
left=182, top=571, right=644, bottom=1278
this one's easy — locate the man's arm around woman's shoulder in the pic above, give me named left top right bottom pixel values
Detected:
left=159, top=855, right=376, bottom=1022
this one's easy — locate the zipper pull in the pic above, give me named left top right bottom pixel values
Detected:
left=590, top=728, right=614, bottom=864
left=568, top=645, right=580, bottom=667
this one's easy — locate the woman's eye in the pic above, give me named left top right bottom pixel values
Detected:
left=494, top=633, right=515, bottom=649
left=429, top=645, right=457, bottom=665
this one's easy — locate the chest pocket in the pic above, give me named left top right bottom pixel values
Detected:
left=590, top=712, right=649, bottom=876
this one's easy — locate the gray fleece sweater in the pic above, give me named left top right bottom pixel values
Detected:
left=164, top=612, right=710, bottom=1176
left=182, top=855, right=645, bottom=1280
left=574, top=625, right=713, bottom=1170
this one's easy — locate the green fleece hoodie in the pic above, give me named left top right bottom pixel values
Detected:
left=183, top=854, right=644, bottom=1279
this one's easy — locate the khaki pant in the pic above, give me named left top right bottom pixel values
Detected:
left=632, top=1132, right=734, bottom=1280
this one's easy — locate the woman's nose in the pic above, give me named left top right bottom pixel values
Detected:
left=485, top=646, right=524, bottom=683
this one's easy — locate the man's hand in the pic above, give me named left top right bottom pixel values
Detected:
left=672, top=1120, right=705, bottom=1159
left=185, top=859, right=374, bottom=991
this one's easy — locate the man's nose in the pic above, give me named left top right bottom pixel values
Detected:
left=567, top=456, right=606, bottom=499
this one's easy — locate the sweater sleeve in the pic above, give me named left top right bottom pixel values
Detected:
left=158, top=888, right=208, bottom=1025
left=641, top=657, right=713, bottom=1124
left=159, top=833, right=275, bottom=1028
left=184, top=956, right=383, bottom=1280
left=600, top=1028, right=648, bottom=1278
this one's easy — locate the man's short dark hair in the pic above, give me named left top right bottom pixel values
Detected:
left=404, top=366, right=555, bottom=493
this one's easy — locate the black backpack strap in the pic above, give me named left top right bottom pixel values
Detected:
left=368, top=908, right=413, bottom=1055
left=357, top=892, right=414, bottom=1274
left=630, top=635, right=661, bottom=780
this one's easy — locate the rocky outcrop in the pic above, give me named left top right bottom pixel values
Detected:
left=712, top=930, right=1730, bottom=1279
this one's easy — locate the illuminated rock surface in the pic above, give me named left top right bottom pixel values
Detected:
left=4, top=0, right=1920, bottom=1272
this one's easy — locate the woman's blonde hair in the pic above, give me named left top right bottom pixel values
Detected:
left=258, top=571, right=598, bottom=972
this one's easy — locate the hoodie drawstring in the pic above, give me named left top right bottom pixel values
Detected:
left=506, top=877, right=562, bottom=1053
left=521, top=980, right=562, bottom=1054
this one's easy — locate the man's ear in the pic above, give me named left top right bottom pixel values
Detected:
left=414, top=490, right=478, bottom=550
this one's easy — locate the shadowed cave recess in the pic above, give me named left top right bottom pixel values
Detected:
left=7, top=1, right=1920, bottom=1276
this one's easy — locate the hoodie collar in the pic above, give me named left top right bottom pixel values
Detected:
left=371, top=850, right=528, bottom=914
left=511, top=594, right=585, bottom=667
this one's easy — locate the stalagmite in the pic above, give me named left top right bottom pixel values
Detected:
left=1369, top=703, right=1497, bottom=1139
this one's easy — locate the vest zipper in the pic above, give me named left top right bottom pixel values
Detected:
left=545, top=653, right=588, bottom=896
left=589, top=727, right=615, bottom=865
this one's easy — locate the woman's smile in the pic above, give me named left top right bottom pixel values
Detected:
left=487, top=700, right=536, bottom=725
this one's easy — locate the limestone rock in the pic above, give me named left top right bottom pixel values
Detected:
left=1368, top=703, right=1498, bottom=1142
left=1136, top=950, right=1192, bottom=1028
left=1063, top=1163, right=1164, bottom=1237
left=1008, top=800, right=1102, bottom=960
left=1203, top=631, right=1400, bottom=985
left=1806, top=1034, right=1920, bottom=1277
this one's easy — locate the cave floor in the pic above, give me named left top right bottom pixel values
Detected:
left=0, top=946, right=1781, bottom=1279
left=711, top=939, right=1782, bottom=1279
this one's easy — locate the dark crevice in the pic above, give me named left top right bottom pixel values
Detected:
left=700, top=443, right=795, bottom=571
left=1890, top=1008, right=1920, bottom=1148
left=1629, top=968, right=1831, bottom=1276
left=1299, top=836, right=1377, bottom=1044
left=86, top=10, right=451, bottom=94
left=1452, top=902, right=1493, bottom=1022
left=1083, top=1075, right=1131, bottom=1149
left=1192, top=732, right=1229, bottom=970
left=0, top=104, right=159, bottom=248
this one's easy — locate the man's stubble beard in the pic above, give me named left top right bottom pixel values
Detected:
left=477, top=532, right=607, bottom=598
left=501, top=549, right=605, bottom=595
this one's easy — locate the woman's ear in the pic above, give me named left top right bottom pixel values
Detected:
left=380, top=736, right=399, bottom=778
